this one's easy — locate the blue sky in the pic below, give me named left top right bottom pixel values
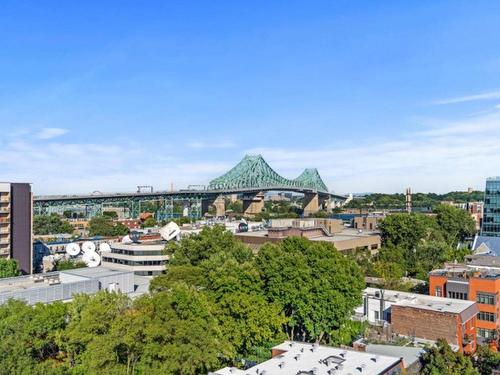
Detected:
left=2, top=1, right=500, bottom=194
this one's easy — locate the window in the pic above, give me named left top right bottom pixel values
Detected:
left=477, top=328, right=497, bottom=339
left=477, top=293, right=496, bottom=305
left=448, top=291, right=468, bottom=300
left=478, top=311, right=496, bottom=322
left=435, top=287, right=442, bottom=297
left=374, top=311, right=379, bottom=321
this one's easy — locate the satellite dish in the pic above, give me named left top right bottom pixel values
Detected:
left=121, top=235, right=133, bottom=244
left=159, top=221, right=181, bottom=241
left=82, top=251, right=101, bottom=267
left=130, top=232, right=141, bottom=242
left=65, top=243, right=81, bottom=256
left=81, top=241, right=96, bottom=254
left=99, top=243, right=111, bottom=253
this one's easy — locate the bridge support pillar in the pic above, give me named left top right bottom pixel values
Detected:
left=202, top=195, right=226, bottom=217
left=243, top=192, right=265, bottom=217
left=303, top=193, right=320, bottom=217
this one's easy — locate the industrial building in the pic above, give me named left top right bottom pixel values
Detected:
left=354, top=287, right=479, bottom=353
left=211, top=341, right=404, bottom=375
left=0, top=182, right=32, bottom=274
left=0, top=267, right=140, bottom=305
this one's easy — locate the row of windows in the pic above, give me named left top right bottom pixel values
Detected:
left=110, top=248, right=165, bottom=256
left=478, top=328, right=497, bottom=339
left=477, top=293, right=496, bottom=305
left=448, top=291, right=468, bottom=300
left=478, top=311, right=496, bottom=322
left=102, top=257, right=167, bottom=267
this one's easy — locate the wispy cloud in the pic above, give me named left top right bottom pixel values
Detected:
left=36, top=127, right=68, bottom=139
left=245, top=110, right=500, bottom=194
left=433, top=90, right=500, bottom=105
left=186, top=140, right=236, bottom=150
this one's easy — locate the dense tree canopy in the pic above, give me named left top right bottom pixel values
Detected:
left=88, top=216, right=129, bottom=237
left=256, top=237, right=365, bottom=343
left=345, top=191, right=484, bottom=209
left=420, top=338, right=478, bottom=375
left=373, top=206, right=477, bottom=280
left=34, top=214, right=74, bottom=235
left=0, top=258, right=20, bottom=278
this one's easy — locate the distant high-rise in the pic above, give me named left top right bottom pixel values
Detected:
left=481, top=177, right=500, bottom=237
left=0, top=183, right=32, bottom=274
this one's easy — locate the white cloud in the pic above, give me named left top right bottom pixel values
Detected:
left=433, top=90, right=500, bottom=105
left=186, top=140, right=236, bottom=149
left=36, top=127, right=68, bottom=139
left=245, top=110, right=500, bottom=194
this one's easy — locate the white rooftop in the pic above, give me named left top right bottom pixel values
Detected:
left=363, top=287, right=476, bottom=314
left=211, top=341, right=402, bottom=375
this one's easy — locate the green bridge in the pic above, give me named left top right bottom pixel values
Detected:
left=34, top=155, right=346, bottom=219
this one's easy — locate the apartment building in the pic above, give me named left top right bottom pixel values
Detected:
left=0, top=182, right=32, bottom=274
left=429, top=263, right=500, bottom=345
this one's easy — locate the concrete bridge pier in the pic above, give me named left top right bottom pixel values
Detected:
left=243, top=191, right=265, bottom=216
left=202, top=195, right=226, bottom=217
left=303, top=192, right=320, bottom=217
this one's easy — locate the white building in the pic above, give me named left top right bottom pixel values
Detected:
left=101, top=241, right=169, bottom=276
left=210, top=341, right=404, bottom=375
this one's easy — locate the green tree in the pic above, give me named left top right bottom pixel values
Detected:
left=434, top=204, right=477, bottom=247
left=102, top=211, right=118, bottom=219
left=0, top=299, right=68, bottom=374
left=474, top=345, right=500, bottom=375
left=88, top=216, right=129, bottom=237
left=0, top=258, right=20, bottom=278
left=420, top=338, right=478, bottom=375
left=142, top=217, right=157, bottom=228
left=165, top=225, right=252, bottom=267
left=155, top=226, right=286, bottom=361
left=256, top=237, right=364, bottom=343
left=56, top=259, right=87, bottom=271
left=34, top=214, right=74, bottom=235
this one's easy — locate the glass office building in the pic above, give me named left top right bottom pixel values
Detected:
left=482, top=177, right=500, bottom=237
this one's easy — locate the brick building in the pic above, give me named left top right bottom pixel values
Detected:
left=391, top=296, right=478, bottom=353
left=430, top=263, right=500, bottom=345
left=354, top=288, right=479, bottom=353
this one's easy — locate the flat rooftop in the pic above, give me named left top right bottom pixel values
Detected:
left=212, top=341, right=402, bottom=375
left=364, top=287, right=476, bottom=314
left=236, top=228, right=379, bottom=241
left=0, top=267, right=133, bottom=294
left=429, top=262, right=500, bottom=280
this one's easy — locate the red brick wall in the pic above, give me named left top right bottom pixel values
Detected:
left=391, top=305, right=458, bottom=345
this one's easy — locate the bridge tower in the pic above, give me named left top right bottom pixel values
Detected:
left=303, top=192, right=320, bottom=217
left=242, top=191, right=265, bottom=216
left=201, top=195, right=226, bottom=217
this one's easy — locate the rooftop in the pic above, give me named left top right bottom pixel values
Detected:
left=235, top=228, right=379, bottom=242
left=363, top=287, right=476, bottom=314
left=211, top=341, right=402, bottom=375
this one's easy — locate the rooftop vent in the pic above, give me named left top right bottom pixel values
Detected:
left=295, top=354, right=301, bottom=361
left=278, top=361, right=286, bottom=369
left=356, top=364, right=367, bottom=372
left=370, top=355, right=379, bottom=363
